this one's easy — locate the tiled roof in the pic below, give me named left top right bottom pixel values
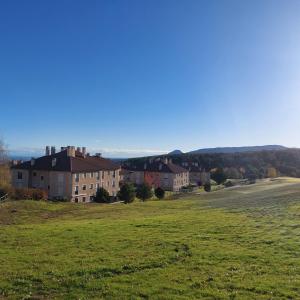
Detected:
left=123, top=161, right=188, bottom=174
left=11, top=150, right=120, bottom=172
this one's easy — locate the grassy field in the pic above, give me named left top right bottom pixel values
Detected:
left=1, top=178, right=300, bottom=299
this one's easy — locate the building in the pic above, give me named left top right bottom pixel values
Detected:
left=181, top=162, right=210, bottom=186
left=122, top=158, right=189, bottom=191
left=11, top=146, right=121, bottom=202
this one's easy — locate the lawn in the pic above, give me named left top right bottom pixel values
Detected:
left=0, top=177, right=300, bottom=299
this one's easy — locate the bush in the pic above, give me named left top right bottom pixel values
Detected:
left=13, top=188, right=47, bottom=200
left=204, top=183, right=211, bottom=192
left=94, top=187, right=110, bottom=203
left=118, top=183, right=135, bottom=204
left=136, top=184, right=153, bottom=201
left=155, top=187, right=165, bottom=199
left=211, top=168, right=227, bottom=185
left=224, top=180, right=234, bottom=188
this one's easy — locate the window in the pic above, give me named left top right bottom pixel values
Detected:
left=17, top=172, right=22, bottom=180
left=75, top=197, right=78, bottom=203
left=112, top=181, right=115, bottom=187
left=90, top=196, right=94, bottom=202
left=83, top=173, right=87, bottom=179
left=82, top=197, right=86, bottom=203
left=41, top=176, right=44, bottom=181
left=102, top=171, right=105, bottom=179
left=96, top=172, right=100, bottom=180
left=96, top=183, right=100, bottom=190
left=48, top=185, right=50, bottom=190
left=33, top=172, right=37, bottom=176
left=75, top=173, right=79, bottom=182
left=82, top=185, right=86, bottom=191
left=91, top=172, right=94, bottom=178
left=90, top=184, right=93, bottom=190
left=107, top=181, right=110, bottom=187
left=113, top=171, right=116, bottom=178
left=75, top=186, right=79, bottom=195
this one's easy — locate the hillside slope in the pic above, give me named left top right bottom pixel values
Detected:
left=1, top=178, right=300, bottom=299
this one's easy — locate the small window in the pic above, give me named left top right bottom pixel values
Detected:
left=113, top=171, right=116, bottom=178
left=75, top=197, right=79, bottom=203
left=83, top=173, right=87, bottom=179
left=90, top=196, right=93, bottom=201
left=75, top=186, right=79, bottom=195
left=75, top=173, right=79, bottom=182
left=90, top=184, right=93, bottom=190
left=102, top=171, right=105, bottom=179
left=82, top=185, right=86, bottom=191
left=41, top=176, right=44, bottom=181
left=112, top=181, right=115, bottom=187
left=17, top=172, right=23, bottom=180
left=91, top=172, right=94, bottom=178
left=82, top=197, right=86, bottom=203
left=33, top=172, right=37, bottom=176
left=107, top=181, right=109, bottom=187
left=97, top=172, right=100, bottom=180
left=48, top=185, right=50, bottom=190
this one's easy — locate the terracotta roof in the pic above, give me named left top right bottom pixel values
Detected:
left=11, top=150, right=120, bottom=172
left=123, top=161, right=188, bottom=174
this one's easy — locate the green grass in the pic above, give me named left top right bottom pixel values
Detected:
left=1, top=177, right=300, bottom=299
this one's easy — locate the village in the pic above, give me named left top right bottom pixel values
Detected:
left=10, top=145, right=211, bottom=203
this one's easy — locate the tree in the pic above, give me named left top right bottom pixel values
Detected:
left=136, top=184, right=153, bottom=201
left=155, top=187, right=165, bottom=199
left=94, top=187, right=110, bottom=203
left=0, top=139, right=10, bottom=191
left=204, top=183, right=211, bottom=192
left=118, top=183, right=135, bottom=204
left=211, top=168, right=227, bottom=185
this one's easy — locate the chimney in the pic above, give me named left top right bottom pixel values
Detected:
left=61, top=146, right=67, bottom=152
left=67, top=146, right=75, bottom=157
left=95, top=153, right=102, bottom=157
left=82, top=147, right=87, bottom=157
left=31, top=158, right=35, bottom=166
left=45, top=146, right=50, bottom=156
left=51, top=146, right=56, bottom=155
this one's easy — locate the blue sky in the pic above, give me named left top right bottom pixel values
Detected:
left=1, top=0, right=300, bottom=158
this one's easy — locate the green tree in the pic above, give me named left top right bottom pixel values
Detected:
left=94, top=187, right=110, bottom=203
left=211, top=168, right=227, bottom=185
left=118, top=183, right=135, bottom=204
left=204, top=183, right=211, bottom=192
left=154, top=187, right=165, bottom=199
left=136, top=184, right=153, bottom=201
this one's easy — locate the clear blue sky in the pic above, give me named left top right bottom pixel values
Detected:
left=1, top=0, right=300, bottom=157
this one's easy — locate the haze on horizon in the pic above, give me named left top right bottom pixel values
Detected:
left=1, top=0, right=300, bottom=158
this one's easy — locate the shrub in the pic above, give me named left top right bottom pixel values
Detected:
left=211, top=168, right=227, bottom=185
left=204, top=183, right=211, bottom=192
left=94, top=187, right=110, bottom=203
left=224, top=180, right=234, bottom=188
left=136, top=184, right=153, bottom=201
left=13, top=188, right=47, bottom=200
left=155, top=187, right=165, bottom=199
left=118, top=183, right=135, bottom=204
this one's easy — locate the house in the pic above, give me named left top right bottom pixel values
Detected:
left=11, top=146, right=121, bottom=202
left=122, top=158, right=189, bottom=191
left=181, top=162, right=210, bottom=186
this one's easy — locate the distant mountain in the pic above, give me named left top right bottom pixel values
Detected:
left=168, top=149, right=183, bottom=155
left=188, top=145, right=288, bottom=155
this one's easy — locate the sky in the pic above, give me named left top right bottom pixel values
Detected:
left=1, top=0, right=300, bottom=158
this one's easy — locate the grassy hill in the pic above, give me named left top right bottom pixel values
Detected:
left=1, top=178, right=300, bottom=299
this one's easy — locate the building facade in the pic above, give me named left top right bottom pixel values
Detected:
left=11, top=146, right=121, bottom=203
left=181, top=162, right=210, bottom=186
left=122, top=158, right=189, bottom=192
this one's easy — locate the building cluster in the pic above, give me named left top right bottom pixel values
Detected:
left=11, top=146, right=210, bottom=203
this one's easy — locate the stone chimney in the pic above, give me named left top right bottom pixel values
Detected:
left=45, top=146, right=50, bottom=156
left=82, top=147, right=87, bottom=157
left=51, top=146, right=56, bottom=155
left=67, top=146, right=76, bottom=157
